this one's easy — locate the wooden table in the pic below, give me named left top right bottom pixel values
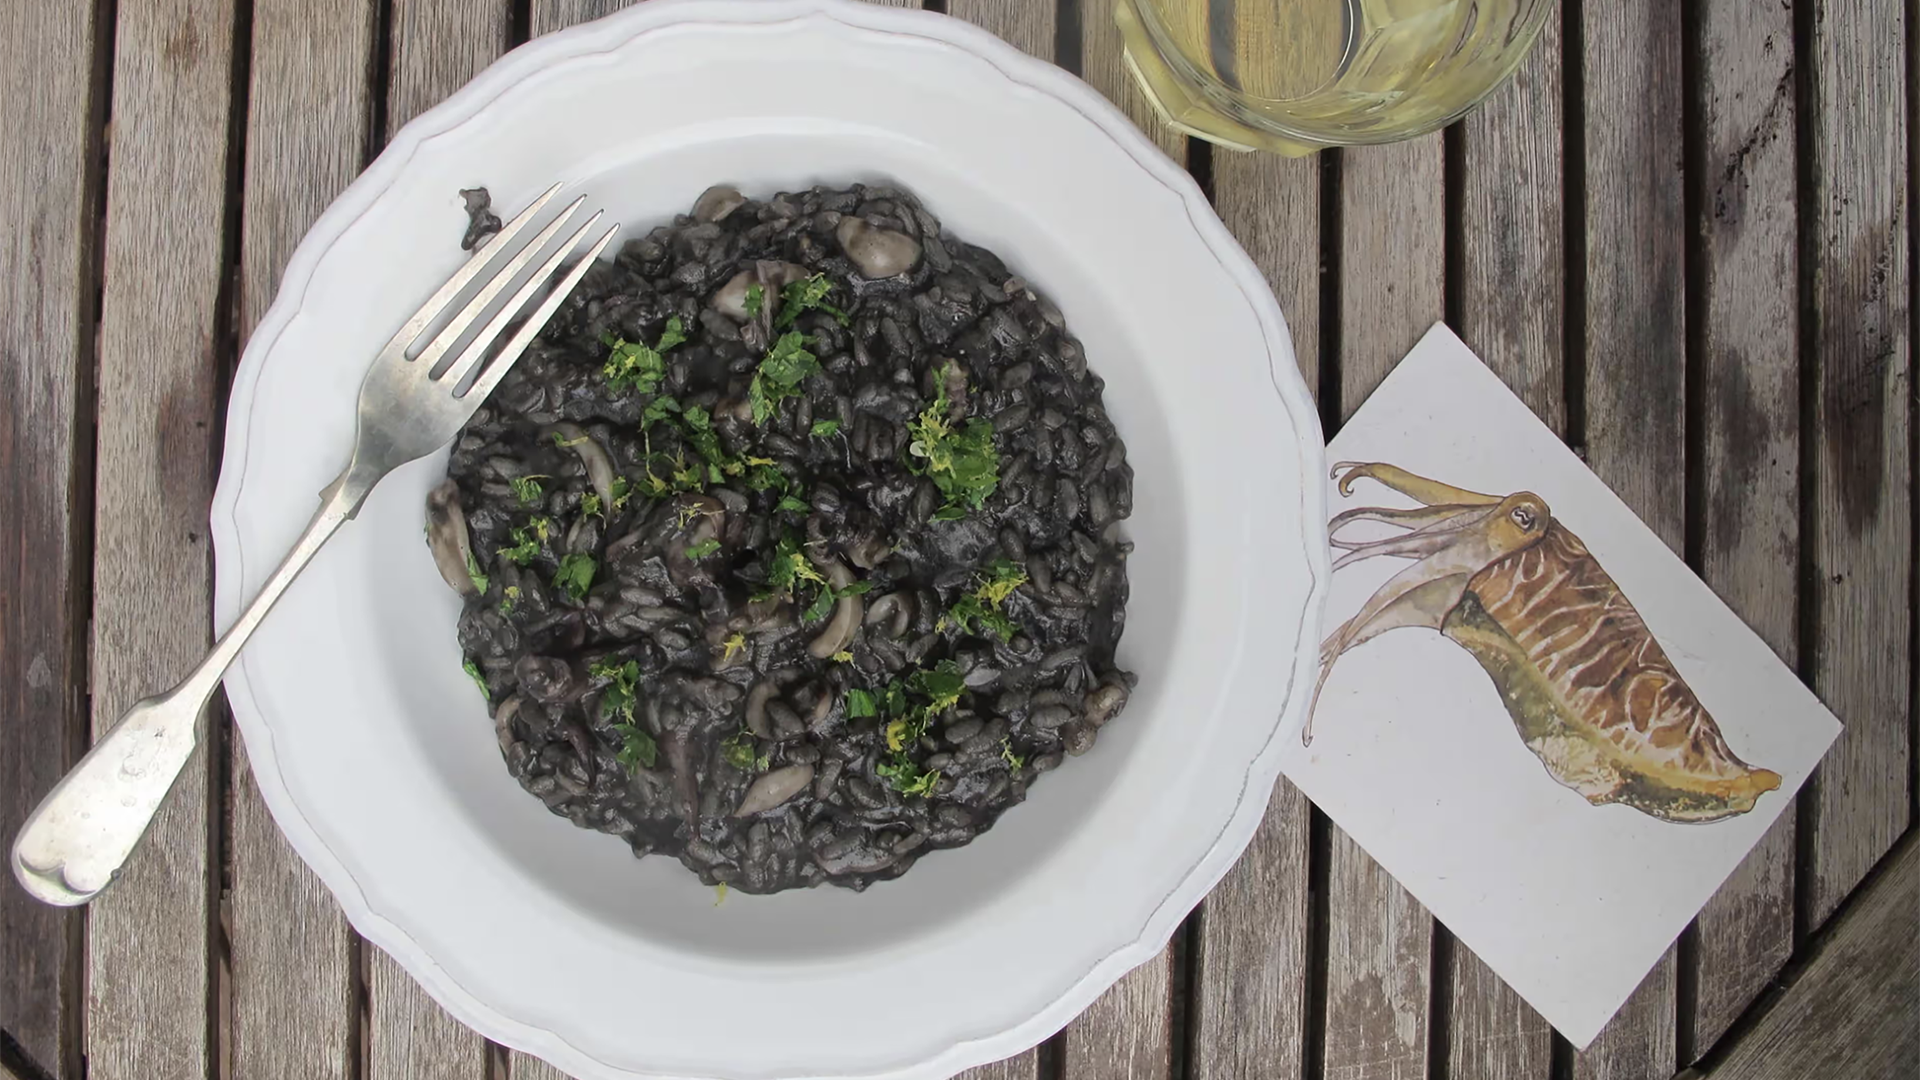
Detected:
left=3, top=2, right=1915, bottom=1078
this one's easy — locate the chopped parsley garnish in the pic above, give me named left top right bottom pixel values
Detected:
left=907, top=362, right=1000, bottom=519
left=1001, top=737, right=1025, bottom=770
left=508, top=474, right=546, bottom=506
left=809, top=418, right=842, bottom=438
left=641, top=394, right=682, bottom=429
left=465, top=552, right=490, bottom=595
left=776, top=494, right=811, bottom=513
left=775, top=273, right=850, bottom=329
left=609, top=476, right=632, bottom=510
left=552, top=431, right=589, bottom=449
left=685, top=538, right=721, bottom=560
left=590, top=658, right=640, bottom=722
left=463, top=659, right=489, bottom=698
left=802, top=585, right=838, bottom=623
left=497, top=518, right=550, bottom=565
left=720, top=729, right=767, bottom=773
left=603, top=316, right=687, bottom=395
left=614, top=722, right=658, bottom=770
left=580, top=492, right=602, bottom=517
left=748, top=331, right=820, bottom=425
left=555, top=553, right=596, bottom=601
left=853, top=659, right=964, bottom=796
left=743, top=284, right=763, bottom=317
left=941, top=559, right=1028, bottom=642
left=499, top=584, right=521, bottom=615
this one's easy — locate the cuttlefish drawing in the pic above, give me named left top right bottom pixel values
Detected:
left=1308, top=462, right=1781, bottom=824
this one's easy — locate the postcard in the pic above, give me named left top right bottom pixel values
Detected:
left=1279, top=323, right=1841, bottom=1048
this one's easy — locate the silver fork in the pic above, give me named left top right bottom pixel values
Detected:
left=10, top=185, right=617, bottom=906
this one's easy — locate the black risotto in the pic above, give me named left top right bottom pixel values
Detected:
left=430, top=182, right=1135, bottom=893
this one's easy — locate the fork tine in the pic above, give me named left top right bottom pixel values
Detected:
left=440, top=210, right=604, bottom=389
left=414, top=195, right=587, bottom=376
left=459, top=222, right=620, bottom=401
left=380, top=183, right=562, bottom=356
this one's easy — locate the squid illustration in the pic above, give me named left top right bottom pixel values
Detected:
left=1308, top=462, right=1781, bottom=824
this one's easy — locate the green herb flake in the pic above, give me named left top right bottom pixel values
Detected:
left=845, top=688, right=877, bottom=718
left=809, top=419, right=842, bottom=438
left=509, top=474, right=546, bottom=506
left=580, top=492, right=603, bottom=518
left=465, top=552, right=490, bottom=594
left=603, top=317, right=687, bottom=396
left=463, top=659, right=489, bottom=698
left=499, top=584, right=521, bottom=615
left=906, top=362, right=1000, bottom=518
left=743, top=284, right=764, bottom=317
left=749, top=332, right=820, bottom=425
left=609, top=476, right=632, bottom=510
left=943, top=560, right=1027, bottom=641
left=802, top=585, right=837, bottom=623
left=613, top=722, right=658, bottom=770
left=685, top=538, right=722, bottom=560
left=775, top=273, right=850, bottom=329
left=590, top=658, right=641, bottom=722
left=498, top=521, right=545, bottom=566
left=875, top=755, right=940, bottom=798
left=720, top=729, right=762, bottom=773
left=641, top=395, right=683, bottom=429
left=1000, top=737, right=1025, bottom=770
left=555, top=553, right=597, bottom=601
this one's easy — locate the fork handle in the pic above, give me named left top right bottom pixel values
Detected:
left=10, top=460, right=383, bottom=906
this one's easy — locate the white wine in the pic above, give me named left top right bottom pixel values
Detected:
left=1117, top=0, right=1552, bottom=154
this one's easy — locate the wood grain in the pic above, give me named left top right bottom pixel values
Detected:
left=1188, top=149, right=1319, bottom=1080
left=949, top=0, right=1055, bottom=60
left=227, top=3, right=379, bottom=1079
left=1445, top=15, right=1563, bottom=1080
left=1078, top=0, right=1185, bottom=161
left=1447, top=946, right=1550, bottom=1080
left=1319, top=133, right=1445, bottom=1080
left=368, top=3, right=514, bottom=1075
left=529, top=0, right=633, bottom=36
left=1191, top=780, right=1314, bottom=1080
left=1573, top=1, right=1686, bottom=1075
left=1688, top=0, right=1800, bottom=1058
left=84, top=1, right=237, bottom=1078
left=0, top=1, right=99, bottom=1074
left=1339, top=135, right=1446, bottom=414
left=508, top=1053, right=574, bottom=1080
left=1455, top=12, right=1566, bottom=430
left=1701, top=835, right=1918, bottom=1079
left=1063, top=948, right=1173, bottom=1080
left=1805, top=0, right=1912, bottom=928
left=1211, top=151, right=1324, bottom=392
left=369, top=949, right=488, bottom=1080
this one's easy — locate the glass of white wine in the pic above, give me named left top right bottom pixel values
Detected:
left=1117, top=0, right=1554, bottom=154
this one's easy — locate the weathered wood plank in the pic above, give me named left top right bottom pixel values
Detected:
left=1689, top=0, right=1800, bottom=1058
left=1062, top=949, right=1173, bottom=1080
left=227, top=3, right=379, bottom=1080
left=1191, top=779, right=1314, bottom=1080
left=1447, top=14, right=1564, bottom=1077
left=1339, top=135, right=1446, bottom=413
left=1188, top=148, right=1319, bottom=1080
left=950, top=0, right=1054, bottom=60
left=368, top=2, right=514, bottom=1074
left=529, top=0, right=630, bottom=36
left=1699, top=834, right=1918, bottom=1080
left=1079, top=0, right=1184, bottom=161
left=84, top=1, right=238, bottom=1078
left=1573, top=1, right=1686, bottom=1075
left=1805, top=0, right=1912, bottom=928
left=0, top=1, right=99, bottom=1074
left=369, top=949, right=488, bottom=1080
left=1320, top=133, right=1445, bottom=1080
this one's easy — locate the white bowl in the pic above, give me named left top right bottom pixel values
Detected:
left=211, top=2, right=1327, bottom=1078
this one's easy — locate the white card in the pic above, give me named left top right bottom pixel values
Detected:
left=1278, top=323, right=1840, bottom=1048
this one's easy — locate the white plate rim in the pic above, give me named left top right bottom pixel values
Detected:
left=210, top=2, right=1330, bottom=1077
